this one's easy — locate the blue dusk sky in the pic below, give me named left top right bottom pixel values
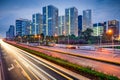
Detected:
left=0, top=0, right=120, bottom=37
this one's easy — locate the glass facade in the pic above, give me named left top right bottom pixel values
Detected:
left=6, top=25, right=15, bottom=40
left=32, top=13, right=42, bottom=35
left=93, top=23, right=104, bottom=36
left=43, top=5, right=58, bottom=36
left=65, top=7, right=78, bottom=36
left=16, top=19, right=31, bottom=36
left=58, top=16, right=65, bottom=35
left=83, top=9, right=92, bottom=31
left=78, top=15, right=82, bottom=36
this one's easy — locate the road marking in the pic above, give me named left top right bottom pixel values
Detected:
left=26, top=66, right=40, bottom=80
left=14, top=60, right=31, bottom=80
left=20, top=56, right=56, bottom=80
left=20, top=50, right=73, bottom=80
left=14, top=54, right=52, bottom=80
left=8, top=64, right=14, bottom=71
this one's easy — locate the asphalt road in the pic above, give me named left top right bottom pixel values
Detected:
left=0, top=40, right=89, bottom=80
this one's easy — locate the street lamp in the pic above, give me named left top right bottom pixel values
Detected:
left=34, top=35, right=37, bottom=43
left=107, top=29, right=114, bottom=53
left=38, top=35, right=41, bottom=45
left=99, top=34, right=102, bottom=47
left=54, top=33, right=58, bottom=43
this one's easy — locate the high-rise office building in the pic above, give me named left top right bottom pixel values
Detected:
left=6, top=25, right=15, bottom=40
left=65, top=7, right=78, bottom=36
left=43, top=5, right=58, bottom=36
left=16, top=19, right=31, bottom=36
left=58, top=16, right=65, bottom=35
left=93, top=23, right=104, bottom=36
left=82, top=9, right=92, bottom=31
left=78, top=15, right=82, bottom=36
left=16, top=19, right=22, bottom=36
left=32, top=13, right=42, bottom=35
left=6, top=31, right=9, bottom=39
left=108, top=20, right=119, bottom=36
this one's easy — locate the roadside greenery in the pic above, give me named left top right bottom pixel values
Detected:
left=114, top=46, right=120, bottom=49
left=7, top=42, right=119, bottom=80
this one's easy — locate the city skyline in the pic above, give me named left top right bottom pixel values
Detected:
left=0, top=0, right=120, bottom=37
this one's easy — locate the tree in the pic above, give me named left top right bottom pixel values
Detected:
left=81, top=28, right=93, bottom=42
left=40, top=33, right=44, bottom=40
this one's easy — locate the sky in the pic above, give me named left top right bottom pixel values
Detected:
left=0, top=0, right=120, bottom=37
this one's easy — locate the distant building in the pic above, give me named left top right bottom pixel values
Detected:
left=65, top=7, right=78, bottom=36
left=93, top=23, right=104, bottom=36
left=103, top=22, right=108, bottom=34
left=6, top=31, right=9, bottom=39
left=78, top=15, right=82, bottom=36
left=108, top=20, right=119, bottom=36
left=43, top=5, right=58, bottom=36
left=6, top=25, right=15, bottom=40
left=82, top=9, right=92, bottom=31
left=58, top=16, right=65, bottom=35
left=16, top=19, right=31, bottom=36
left=32, top=13, right=42, bottom=35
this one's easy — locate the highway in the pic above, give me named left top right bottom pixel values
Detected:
left=0, top=40, right=89, bottom=80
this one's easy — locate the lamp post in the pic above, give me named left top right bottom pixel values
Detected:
left=100, top=34, right=102, bottom=47
left=34, top=35, right=37, bottom=43
left=107, top=29, right=114, bottom=53
left=68, top=35, right=69, bottom=45
left=54, top=33, right=58, bottom=44
left=38, top=35, right=41, bottom=45
left=63, top=31, right=66, bottom=44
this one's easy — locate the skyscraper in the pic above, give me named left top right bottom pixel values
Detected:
left=58, top=16, right=65, bottom=35
left=78, top=15, right=82, bottom=36
left=16, top=19, right=31, bottom=36
left=43, top=5, right=58, bottom=36
left=82, top=9, right=92, bottom=31
left=65, top=7, right=78, bottom=36
left=6, top=25, right=15, bottom=40
left=16, top=19, right=22, bottom=36
left=32, top=13, right=42, bottom=35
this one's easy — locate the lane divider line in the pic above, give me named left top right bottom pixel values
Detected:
left=19, top=50, right=73, bottom=80
left=14, top=60, right=31, bottom=80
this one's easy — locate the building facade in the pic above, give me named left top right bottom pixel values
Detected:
left=78, top=15, right=82, bottom=36
left=93, top=23, right=104, bottom=36
left=32, top=13, right=42, bottom=35
left=108, top=20, right=119, bottom=36
left=58, top=16, right=65, bottom=35
left=43, top=5, right=58, bottom=36
left=6, top=25, right=15, bottom=40
left=16, top=19, right=31, bottom=36
left=65, top=7, right=78, bottom=36
left=82, top=9, right=92, bottom=31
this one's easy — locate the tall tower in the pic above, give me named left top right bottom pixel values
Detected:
left=58, top=16, right=65, bottom=35
left=78, top=15, right=82, bottom=36
left=42, top=5, right=58, bottom=36
left=65, top=7, right=78, bottom=36
left=32, top=13, right=42, bottom=35
left=82, top=9, right=92, bottom=31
